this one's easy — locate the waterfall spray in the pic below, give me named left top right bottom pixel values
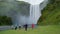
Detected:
left=0, top=0, right=48, bottom=27
left=29, top=5, right=41, bottom=24
left=17, top=0, right=48, bottom=26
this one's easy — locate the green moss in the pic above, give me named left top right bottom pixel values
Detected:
left=38, top=0, right=60, bottom=25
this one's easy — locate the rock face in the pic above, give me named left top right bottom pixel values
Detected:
left=17, top=1, right=30, bottom=16
left=0, top=0, right=30, bottom=26
left=11, top=1, right=30, bottom=26
left=0, top=0, right=48, bottom=26
left=0, top=0, right=30, bottom=16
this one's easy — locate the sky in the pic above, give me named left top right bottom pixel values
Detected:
left=17, top=0, right=44, bottom=5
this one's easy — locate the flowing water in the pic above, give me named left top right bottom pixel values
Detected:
left=29, top=5, right=41, bottom=24
left=12, top=0, right=48, bottom=26
left=0, top=0, right=48, bottom=26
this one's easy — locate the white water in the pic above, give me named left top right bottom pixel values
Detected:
left=0, top=0, right=48, bottom=27
left=11, top=0, right=48, bottom=26
left=17, top=0, right=47, bottom=24
left=29, top=5, right=41, bottom=24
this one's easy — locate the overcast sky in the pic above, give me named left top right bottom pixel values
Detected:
left=17, top=0, right=44, bottom=5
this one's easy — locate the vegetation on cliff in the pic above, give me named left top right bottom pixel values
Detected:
left=38, top=0, right=60, bottom=25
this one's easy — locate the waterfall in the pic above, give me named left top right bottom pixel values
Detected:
left=29, top=5, right=41, bottom=24
left=13, top=0, right=48, bottom=26
left=0, top=0, right=48, bottom=27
